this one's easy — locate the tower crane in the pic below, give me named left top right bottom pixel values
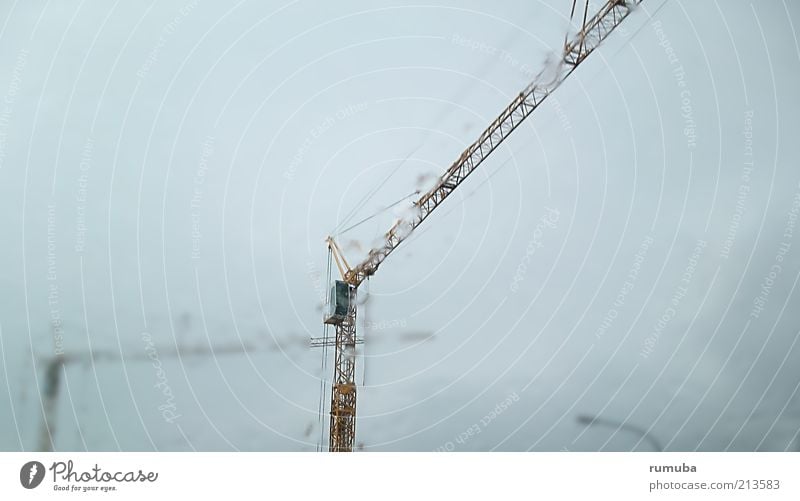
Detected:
left=320, top=0, right=645, bottom=452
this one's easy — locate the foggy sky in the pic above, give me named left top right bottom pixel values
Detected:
left=0, top=0, right=799, bottom=451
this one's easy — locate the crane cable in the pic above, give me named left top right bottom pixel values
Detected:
left=361, top=278, right=369, bottom=388
left=334, top=190, right=420, bottom=236
left=316, top=248, right=333, bottom=451
left=330, top=146, right=421, bottom=235
left=329, top=26, right=523, bottom=238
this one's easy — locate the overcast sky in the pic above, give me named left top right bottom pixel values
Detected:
left=0, top=0, right=799, bottom=452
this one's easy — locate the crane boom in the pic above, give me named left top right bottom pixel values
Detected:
left=325, top=0, right=644, bottom=452
left=338, top=0, right=643, bottom=288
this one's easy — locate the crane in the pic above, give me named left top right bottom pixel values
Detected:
left=320, top=0, right=645, bottom=452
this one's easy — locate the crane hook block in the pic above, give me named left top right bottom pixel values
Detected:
left=323, top=280, right=353, bottom=325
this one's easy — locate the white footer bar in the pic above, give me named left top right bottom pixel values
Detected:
left=2, top=452, right=798, bottom=500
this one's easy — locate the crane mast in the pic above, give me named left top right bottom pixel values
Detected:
left=323, top=0, right=644, bottom=452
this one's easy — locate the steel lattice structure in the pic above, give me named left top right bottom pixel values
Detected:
left=328, top=306, right=358, bottom=451
left=324, top=0, right=644, bottom=452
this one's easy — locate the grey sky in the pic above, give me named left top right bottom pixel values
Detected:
left=0, top=0, right=798, bottom=451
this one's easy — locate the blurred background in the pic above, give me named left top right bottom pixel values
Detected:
left=0, top=0, right=798, bottom=451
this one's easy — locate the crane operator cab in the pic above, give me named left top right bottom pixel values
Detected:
left=324, top=280, right=354, bottom=325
